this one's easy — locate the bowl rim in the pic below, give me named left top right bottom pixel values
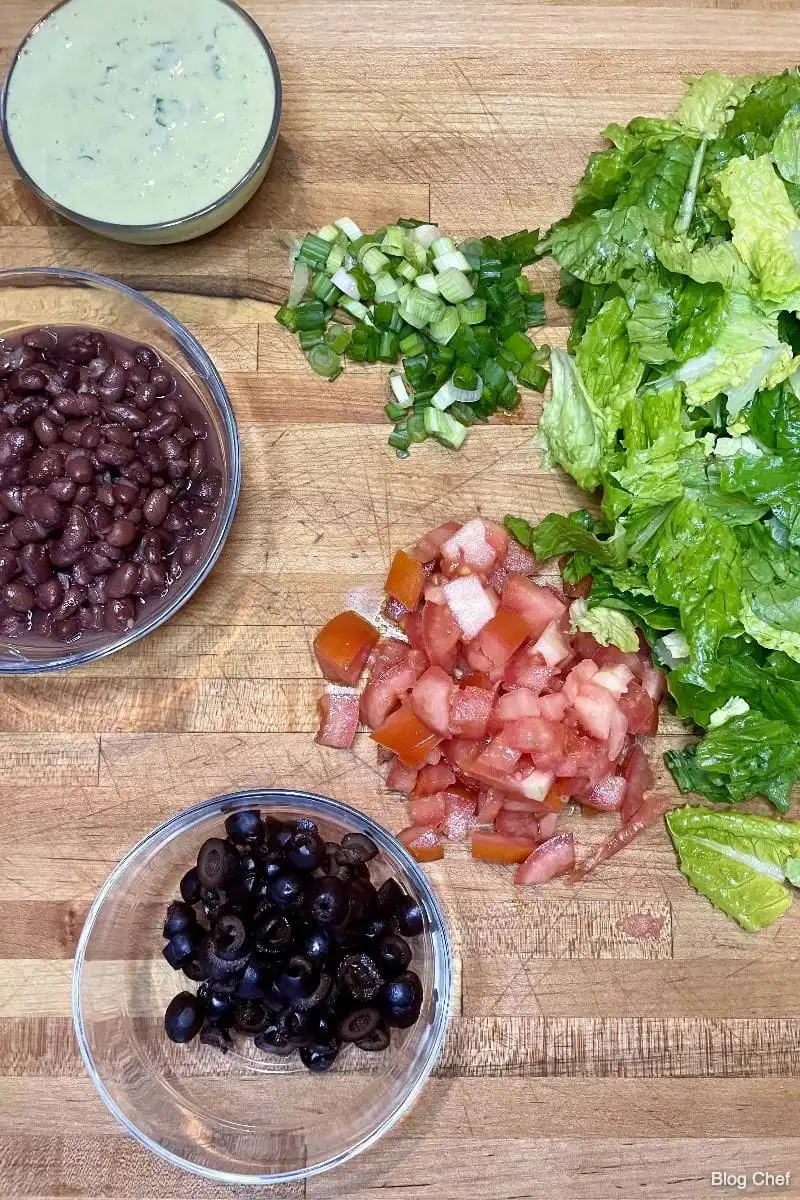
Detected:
left=0, top=266, right=242, bottom=674
left=71, top=788, right=454, bottom=1186
left=0, top=0, right=283, bottom=236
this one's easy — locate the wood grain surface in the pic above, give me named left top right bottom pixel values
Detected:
left=1, top=2, right=800, bottom=1198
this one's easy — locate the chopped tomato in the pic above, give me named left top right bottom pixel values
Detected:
left=556, top=729, right=612, bottom=783
left=606, top=707, right=628, bottom=763
left=584, top=774, right=626, bottom=811
left=574, top=794, right=673, bottom=879
left=424, top=582, right=447, bottom=605
left=471, top=830, right=536, bottom=864
left=494, top=688, right=542, bottom=723
left=593, top=643, right=645, bottom=681
left=409, top=794, right=447, bottom=827
left=563, top=658, right=600, bottom=702
left=476, top=788, right=505, bottom=825
left=514, top=832, right=575, bottom=885
left=592, top=664, right=633, bottom=701
left=442, top=517, right=500, bottom=574
left=449, top=685, right=493, bottom=739
left=486, top=566, right=507, bottom=593
left=404, top=609, right=426, bottom=652
left=502, top=574, right=567, bottom=637
left=441, top=737, right=484, bottom=776
left=371, top=704, right=442, bottom=768
left=503, top=540, right=537, bottom=576
left=621, top=743, right=656, bottom=823
left=411, top=665, right=456, bottom=736
left=442, top=791, right=478, bottom=841
left=367, top=637, right=409, bottom=684
left=504, top=644, right=553, bottom=693
left=360, top=649, right=427, bottom=729
left=563, top=572, right=593, bottom=600
left=412, top=761, right=456, bottom=798
left=444, top=575, right=498, bottom=640
left=314, top=610, right=380, bottom=685
left=543, top=778, right=571, bottom=811
left=422, top=599, right=460, bottom=670
left=572, top=631, right=603, bottom=659
left=461, top=671, right=495, bottom=690
left=572, top=682, right=619, bottom=742
left=476, top=606, right=534, bottom=669
left=538, top=692, right=568, bottom=722
left=397, top=824, right=445, bottom=863
left=501, top=717, right=566, bottom=756
left=641, top=664, right=667, bottom=703
left=411, top=521, right=461, bottom=563
left=315, top=692, right=359, bottom=749
left=496, top=808, right=540, bottom=840
left=473, top=736, right=522, bottom=778
left=385, top=757, right=418, bottom=795
left=385, top=549, right=425, bottom=610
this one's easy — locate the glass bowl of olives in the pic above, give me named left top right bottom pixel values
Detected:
left=72, top=789, right=453, bottom=1185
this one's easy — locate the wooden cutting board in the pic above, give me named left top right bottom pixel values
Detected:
left=2, top=2, right=800, bottom=1198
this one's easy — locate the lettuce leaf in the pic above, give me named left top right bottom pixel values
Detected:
left=549, top=206, right=656, bottom=285
left=772, top=103, right=800, bottom=185
left=569, top=599, right=640, bottom=652
left=725, top=69, right=800, bottom=140
left=505, top=510, right=628, bottom=568
left=747, top=376, right=800, bottom=451
left=537, top=350, right=604, bottom=491
left=693, top=711, right=800, bottom=812
left=717, top=155, right=800, bottom=304
left=575, top=296, right=645, bottom=446
left=676, top=72, right=758, bottom=139
left=719, top=450, right=800, bottom=545
left=666, top=805, right=800, bottom=930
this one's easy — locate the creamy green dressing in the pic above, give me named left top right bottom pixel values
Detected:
left=5, top=0, right=277, bottom=227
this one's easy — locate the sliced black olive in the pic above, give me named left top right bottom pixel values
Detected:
left=163, top=900, right=197, bottom=939
left=182, top=958, right=208, bottom=983
left=179, top=867, right=200, bottom=904
left=300, top=1039, right=340, bottom=1072
left=197, top=837, right=238, bottom=890
left=224, top=809, right=265, bottom=848
left=376, top=933, right=412, bottom=979
left=254, top=914, right=294, bottom=957
left=162, top=928, right=199, bottom=970
left=341, top=832, right=379, bottom=863
left=254, top=1025, right=295, bottom=1057
left=337, top=952, right=383, bottom=1002
left=164, top=991, right=205, bottom=1043
left=268, top=871, right=305, bottom=909
left=380, top=970, right=423, bottom=1029
left=284, top=827, right=324, bottom=872
left=212, top=913, right=247, bottom=959
left=292, top=972, right=331, bottom=1012
left=376, top=877, right=404, bottom=917
left=233, top=998, right=269, bottom=1035
left=338, top=1006, right=380, bottom=1042
left=278, top=955, right=317, bottom=1001
left=302, top=927, right=331, bottom=964
left=392, top=893, right=425, bottom=938
left=236, top=960, right=271, bottom=1000
left=198, top=934, right=248, bottom=982
left=200, top=1022, right=232, bottom=1053
left=356, top=1021, right=391, bottom=1052
left=198, top=982, right=235, bottom=1027
left=306, top=875, right=349, bottom=925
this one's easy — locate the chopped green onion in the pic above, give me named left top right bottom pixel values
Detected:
left=398, top=261, right=419, bottom=282
left=504, top=331, right=535, bottom=363
left=424, top=407, right=467, bottom=449
left=400, top=290, right=444, bottom=330
left=287, top=262, right=311, bottom=308
left=459, top=238, right=483, bottom=270
left=430, top=236, right=455, bottom=258
left=361, top=246, right=390, bottom=276
left=457, top=297, right=487, bottom=326
left=374, top=273, right=400, bottom=304
left=311, top=274, right=340, bottom=305
left=436, top=267, right=475, bottom=304
left=400, top=332, right=427, bottom=356
left=378, top=332, right=400, bottom=362
left=407, top=413, right=429, bottom=443
left=388, top=422, right=411, bottom=452
left=381, top=225, right=406, bottom=256
left=525, top=294, right=547, bottom=326
left=350, top=265, right=376, bottom=302
left=385, top=400, right=408, bottom=421
left=403, top=353, right=428, bottom=386
left=449, top=400, right=478, bottom=426
left=299, top=329, right=324, bottom=350
left=389, top=371, right=412, bottom=408
left=330, top=268, right=361, bottom=300
left=372, top=302, right=397, bottom=330
left=412, top=387, right=435, bottom=406
left=325, top=242, right=347, bottom=274
left=518, top=358, right=550, bottom=391
left=453, top=362, right=478, bottom=390
left=293, top=300, right=327, bottom=331
left=434, top=249, right=472, bottom=273
left=339, top=297, right=373, bottom=324
left=324, top=322, right=352, bottom=353
left=497, top=379, right=520, bottom=410
left=335, top=217, right=362, bottom=241
left=431, top=373, right=483, bottom=410
left=317, top=224, right=341, bottom=243
left=275, top=304, right=298, bottom=332
left=404, top=239, right=429, bottom=271
left=307, top=344, right=342, bottom=380
left=296, top=234, right=332, bottom=270
left=413, top=224, right=441, bottom=250
left=415, top=273, right=439, bottom=296
left=501, top=228, right=540, bottom=266
left=428, top=307, right=460, bottom=345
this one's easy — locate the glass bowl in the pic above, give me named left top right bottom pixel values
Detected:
left=1, top=0, right=282, bottom=245
left=0, top=267, right=241, bottom=673
left=72, top=789, right=453, bottom=1185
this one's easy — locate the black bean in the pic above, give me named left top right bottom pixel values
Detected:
left=0, top=428, right=33, bottom=465
left=0, top=550, right=19, bottom=585
left=24, top=492, right=62, bottom=530
left=143, top=489, right=169, bottom=527
left=106, top=562, right=139, bottom=598
left=61, top=507, right=90, bottom=551
left=22, top=329, right=58, bottom=353
left=20, top=544, right=52, bottom=585
left=2, top=580, right=34, bottom=612
left=28, top=449, right=61, bottom=485
left=104, top=597, right=135, bottom=631
left=47, top=477, right=77, bottom=504
left=55, top=390, right=99, bottom=418
left=32, top=416, right=59, bottom=447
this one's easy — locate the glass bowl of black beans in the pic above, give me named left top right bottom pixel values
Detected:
left=0, top=267, right=241, bottom=671
left=72, top=789, right=454, bottom=1184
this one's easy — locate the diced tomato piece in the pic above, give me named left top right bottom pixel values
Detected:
left=385, top=549, right=425, bottom=611
left=593, top=644, right=645, bottom=680
left=411, top=665, right=457, bottom=736
left=538, top=811, right=559, bottom=840
left=411, top=521, right=462, bottom=563
left=563, top=571, right=593, bottom=600
left=494, top=688, right=542, bottom=723
left=574, top=794, right=673, bottom=879
left=410, top=793, right=447, bottom=827
left=422, top=747, right=443, bottom=766
left=367, top=637, right=409, bottom=684
left=502, top=574, right=567, bottom=638
left=484, top=519, right=510, bottom=561
left=442, top=517, right=506, bottom=576
left=315, top=691, right=359, bottom=749
left=412, top=761, right=456, bottom=798
left=606, top=706, right=628, bottom=763
left=385, top=596, right=410, bottom=623
left=502, top=717, right=566, bottom=756
left=573, top=631, right=603, bottom=659
left=584, top=774, right=626, bottom=811
left=422, top=599, right=461, bottom=670
left=441, top=737, right=484, bottom=776
left=563, top=659, right=599, bottom=702
left=314, top=610, right=380, bottom=685
left=476, top=606, right=534, bottom=669
left=572, top=682, right=619, bottom=742
left=504, top=644, right=554, bottom=693
left=514, top=832, right=575, bottom=885
left=473, top=735, right=522, bottom=779
left=621, top=743, right=656, bottom=823
left=501, top=795, right=551, bottom=813
left=462, top=670, right=496, bottom=690
left=533, top=621, right=572, bottom=668
left=444, top=575, right=498, bottom=640
left=503, top=539, right=537, bottom=576
left=642, top=664, right=667, bottom=703
left=543, top=778, right=571, bottom=811
left=404, top=609, right=426, bottom=652
left=360, top=649, right=427, bottom=729
left=486, top=566, right=507, bottom=593
left=449, top=685, right=494, bottom=739
left=371, top=704, right=442, bottom=768
left=424, top=582, right=447, bottom=606
left=556, top=729, right=613, bottom=784
left=593, top=664, right=633, bottom=701
left=517, top=767, right=556, bottom=801
left=397, top=825, right=445, bottom=862
left=471, top=830, right=536, bottom=864
left=618, top=679, right=658, bottom=737
left=476, top=788, right=505, bottom=825
left=442, top=791, right=478, bottom=841
left=496, top=808, right=540, bottom=840
left=385, top=757, right=418, bottom=795
left=538, top=692, right=568, bottom=722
